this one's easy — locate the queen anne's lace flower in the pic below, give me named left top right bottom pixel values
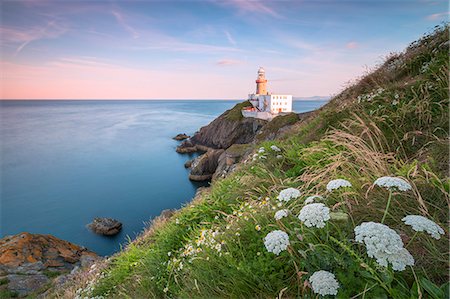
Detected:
left=298, top=203, right=330, bottom=228
left=354, top=222, right=414, bottom=271
left=309, top=270, right=340, bottom=296
left=326, top=179, right=352, bottom=191
left=304, top=195, right=323, bottom=204
left=264, top=230, right=290, bottom=255
left=270, top=145, right=281, bottom=152
left=402, top=215, right=444, bottom=240
left=374, top=176, right=412, bottom=191
left=277, top=188, right=301, bottom=202
left=274, top=209, right=289, bottom=220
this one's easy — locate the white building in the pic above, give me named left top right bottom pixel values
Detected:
left=242, top=67, right=293, bottom=120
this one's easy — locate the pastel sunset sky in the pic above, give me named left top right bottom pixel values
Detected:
left=0, top=0, right=448, bottom=99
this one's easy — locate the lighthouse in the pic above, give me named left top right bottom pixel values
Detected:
left=242, top=67, right=293, bottom=120
left=256, top=67, right=268, bottom=95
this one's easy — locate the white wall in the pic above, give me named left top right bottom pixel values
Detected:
left=269, top=94, right=292, bottom=113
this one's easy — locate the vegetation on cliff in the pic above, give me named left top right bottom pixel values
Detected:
left=55, top=25, right=448, bottom=299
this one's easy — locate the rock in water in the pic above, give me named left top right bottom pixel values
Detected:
left=87, top=218, right=122, bottom=236
left=0, top=232, right=98, bottom=297
left=173, top=133, right=190, bottom=140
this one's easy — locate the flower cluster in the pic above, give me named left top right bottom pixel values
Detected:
left=354, top=222, right=414, bottom=271
left=309, top=270, right=340, bottom=296
left=270, top=145, right=281, bottom=152
left=402, top=215, right=444, bottom=240
left=374, top=176, right=412, bottom=191
left=298, top=203, right=330, bottom=228
left=277, top=187, right=301, bottom=202
left=304, top=195, right=323, bottom=204
left=264, top=230, right=290, bottom=255
left=357, top=88, right=385, bottom=103
left=274, top=209, right=289, bottom=220
left=326, top=179, right=352, bottom=192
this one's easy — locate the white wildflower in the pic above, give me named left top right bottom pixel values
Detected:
left=354, top=222, right=414, bottom=271
left=276, top=154, right=283, bottom=159
left=175, top=218, right=180, bottom=224
left=270, top=145, right=281, bottom=152
left=402, top=215, right=444, bottom=240
left=277, top=187, right=301, bottom=202
left=326, top=179, right=352, bottom=192
left=298, top=203, right=330, bottom=228
left=304, top=195, right=323, bottom=204
left=264, top=230, right=290, bottom=255
left=309, top=270, right=340, bottom=296
left=258, top=147, right=265, bottom=153
left=374, top=176, right=412, bottom=191
left=163, top=287, right=169, bottom=293
left=167, top=252, right=172, bottom=256
left=274, top=209, right=289, bottom=220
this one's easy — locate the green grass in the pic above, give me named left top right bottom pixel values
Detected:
left=224, top=100, right=252, bottom=121
left=56, top=25, right=449, bottom=299
left=0, top=289, right=18, bottom=299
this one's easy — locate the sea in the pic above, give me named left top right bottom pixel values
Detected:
left=0, top=100, right=327, bottom=255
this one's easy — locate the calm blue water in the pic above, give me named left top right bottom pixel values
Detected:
left=0, top=100, right=327, bottom=255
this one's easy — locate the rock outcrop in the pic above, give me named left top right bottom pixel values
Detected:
left=0, top=232, right=98, bottom=297
left=87, top=218, right=122, bottom=236
left=212, top=144, right=253, bottom=181
left=176, top=101, right=267, bottom=153
left=189, top=149, right=224, bottom=181
left=173, top=133, right=190, bottom=141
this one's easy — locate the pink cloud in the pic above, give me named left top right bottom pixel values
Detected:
left=216, top=59, right=244, bottom=66
left=425, top=11, right=449, bottom=20
left=346, top=41, right=359, bottom=49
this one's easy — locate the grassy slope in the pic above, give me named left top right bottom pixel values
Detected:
left=60, top=26, right=448, bottom=299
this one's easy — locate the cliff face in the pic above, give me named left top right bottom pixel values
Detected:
left=189, top=116, right=267, bottom=149
left=177, top=101, right=306, bottom=181
left=178, top=101, right=267, bottom=151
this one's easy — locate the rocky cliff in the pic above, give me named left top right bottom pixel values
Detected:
left=0, top=232, right=98, bottom=297
left=176, top=101, right=310, bottom=181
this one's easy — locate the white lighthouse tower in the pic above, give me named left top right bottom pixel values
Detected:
left=242, top=67, right=293, bottom=120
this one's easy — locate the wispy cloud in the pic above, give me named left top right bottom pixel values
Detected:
left=218, top=0, right=283, bottom=18
left=111, top=10, right=140, bottom=39
left=216, top=59, right=244, bottom=66
left=224, top=30, right=237, bottom=46
left=0, top=21, right=67, bottom=55
left=425, top=11, right=449, bottom=20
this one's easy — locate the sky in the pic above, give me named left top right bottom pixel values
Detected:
left=0, top=0, right=448, bottom=100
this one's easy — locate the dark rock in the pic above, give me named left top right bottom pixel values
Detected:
left=88, top=218, right=122, bottom=236
left=176, top=140, right=198, bottom=153
left=184, top=159, right=193, bottom=168
left=7, top=274, right=49, bottom=297
left=189, top=149, right=224, bottom=181
left=173, top=133, right=190, bottom=141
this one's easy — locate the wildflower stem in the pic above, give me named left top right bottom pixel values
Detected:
left=381, top=190, right=393, bottom=224
left=329, top=236, right=392, bottom=295
left=405, top=231, right=418, bottom=248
